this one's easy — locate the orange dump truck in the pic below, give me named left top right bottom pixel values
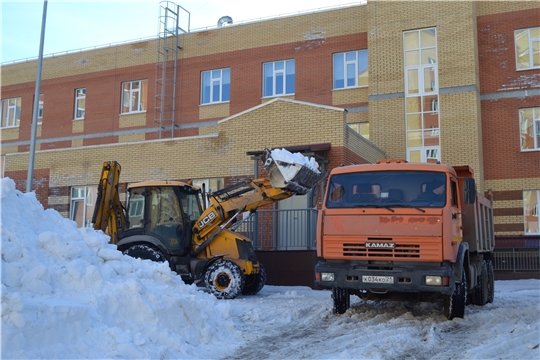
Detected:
left=314, top=160, right=495, bottom=319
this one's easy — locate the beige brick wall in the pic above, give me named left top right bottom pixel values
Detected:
left=332, top=87, right=368, bottom=106
left=119, top=112, right=147, bottom=128
left=118, top=134, right=146, bottom=143
left=367, top=0, right=479, bottom=94
left=476, top=0, right=540, bottom=16
left=485, top=178, right=540, bottom=192
left=72, top=120, right=84, bottom=133
left=439, top=91, right=484, bottom=191
left=346, top=112, right=369, bottom=124
left=199, top=103, right=230, bottom=120
left=368, top=97, right=406, bottom=160
left=0, top=127, right=19, bottom=141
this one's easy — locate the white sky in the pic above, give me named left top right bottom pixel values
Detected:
left=1, top=0, right=364, bottom=63
left=2, top=175, right=540, bottom=358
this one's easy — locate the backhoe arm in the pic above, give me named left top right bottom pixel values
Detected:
left=92, top=161, right=125, bottom=244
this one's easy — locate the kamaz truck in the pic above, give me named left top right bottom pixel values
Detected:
left=314, top=160, right=495, bottom=319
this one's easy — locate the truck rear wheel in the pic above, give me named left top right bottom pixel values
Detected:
left=332, top=287, right=350, bottom=314
left=444, top=267, right=467, bottom=320
left=242, top=263, right=266, bottom=295
left=204, top=260, right=245, bottom=300
left=472, top=260, right=489, bottom=306
left=123, top=244, right=166, bottom=262
left=486, top=260, right=495, bottom=303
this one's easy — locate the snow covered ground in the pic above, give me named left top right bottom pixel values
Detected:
left=2, top=177, right=539, bottom=359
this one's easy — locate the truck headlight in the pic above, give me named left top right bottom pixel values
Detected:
left=426, top=276, right=442, bottom=286
left=321, top=272, right=335, bottom=281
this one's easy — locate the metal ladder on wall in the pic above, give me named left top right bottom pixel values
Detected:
left=155, top=1, right=190, bottom=139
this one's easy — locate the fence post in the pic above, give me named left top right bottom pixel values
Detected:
left=513, top=248, right=516, bottom=272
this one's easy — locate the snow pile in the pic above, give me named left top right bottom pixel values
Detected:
left=0, top=178, right=240, bottom=359
left=270, top=148, right=320, bottom=174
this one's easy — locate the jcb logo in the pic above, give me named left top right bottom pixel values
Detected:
left=199, top=212, right=216, bottom=228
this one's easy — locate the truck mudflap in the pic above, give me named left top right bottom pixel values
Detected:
left=315, top=260, right=455, bottom=296
left=263, top=148, right=323, bottom=195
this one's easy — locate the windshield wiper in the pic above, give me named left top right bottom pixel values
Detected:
left=352, top=204, right=395, bottom=212
left=384, top=204, right=426, bottom=213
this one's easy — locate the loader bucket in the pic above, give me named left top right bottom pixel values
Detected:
left=263, top=148, right=322, bottom=195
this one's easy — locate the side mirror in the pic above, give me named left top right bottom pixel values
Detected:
left=463, top=178, right=477, bottom=205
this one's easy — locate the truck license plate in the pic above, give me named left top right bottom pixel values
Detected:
left=362, top=276, right=394, bottom=284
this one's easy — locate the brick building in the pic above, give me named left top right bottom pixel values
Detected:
left=1, top=1, right=539, bottom=283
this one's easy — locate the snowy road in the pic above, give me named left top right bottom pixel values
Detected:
left=224, top=281, right=540, bottom=360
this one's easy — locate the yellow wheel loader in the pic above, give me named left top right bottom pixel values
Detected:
left=92, top=149, right=322, bottom=299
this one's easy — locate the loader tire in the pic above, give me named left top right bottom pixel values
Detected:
left=123, top=245, right=166, bottom=262
left=242, top=263, right=266, bottom=295
left=332, top=287, right=350, bottom=315
left=486, top=260, right=495, bottom=303
left=444, top=266, right=467, bottom=320
left=204, top=260, right=245, bottom=300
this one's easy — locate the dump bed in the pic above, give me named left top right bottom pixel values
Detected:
left=462, top=192, right=495, bottom=253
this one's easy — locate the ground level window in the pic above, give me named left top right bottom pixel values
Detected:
left=70, top=185, right=98, bottom=228
left=523, top=190, right=539, bottom=235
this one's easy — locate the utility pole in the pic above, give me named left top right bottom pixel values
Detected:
left=27, top=0, right=48, bottom=192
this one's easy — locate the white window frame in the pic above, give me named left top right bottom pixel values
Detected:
left=519, top=107, right=540, bottom=151
left=404, top=28, right=440, bottom=163
left=37, top=94, right=44, bottom=122
left=333, top=50, right=368, bottom=89
left=121, top=79, right=147, bottom=114
left=1, top=97, right=21, bottom=128
left=523, top=190, right=540, bottom=235
left=263, top=59, right=295, bottom=97
left=515, top=27, right=540, bottom=71
left=70, top=185, right=98, bottom=228
left=201, top=68, right=230, bottom=105
left=74, top=88, right=86, bottom=120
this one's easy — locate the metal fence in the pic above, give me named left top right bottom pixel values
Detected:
left=232, top=208, right=318, bottom=250
left=493, top=248, right=540, bottom=272
left=232, top=210, right=540, bottom=273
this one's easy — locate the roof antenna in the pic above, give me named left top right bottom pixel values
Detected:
left=217, top=16, right=233, bottom=27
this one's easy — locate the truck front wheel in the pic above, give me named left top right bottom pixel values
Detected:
left=332, top=287, right=350, bottom=314
left=204, top=260, right=245, bottom=300
left=444, top=267, right=467, bottom=320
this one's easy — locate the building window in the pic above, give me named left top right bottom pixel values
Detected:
left=403, top=28, right=440, bottom=163
left=192, top=178, right=224, bottom=208
left=1, top=97, right=22, bottom=128
left=515, top=27, right=540, bottom=70
left=74, top=88, right=86, bottom=119
left=348, top=122, right=370, bottom=140
left=121, top=79, right=147, bottom=114
left=520, top=107, right=540, bottom=151
left=263, top=60, right=295, bottom=97
left=70, top=185, right=98, bottom=228
left=524, top=190, right=540, bottom=235
left=333, top=50, right=368, bottom=89
left=201, top=68, right=230, bottom=104
left=37, top=94, right=44, bottom=121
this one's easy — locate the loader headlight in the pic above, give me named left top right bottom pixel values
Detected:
left=321, top=272, right=335, bottom=282
left=426, top=276, right=442, bottom=286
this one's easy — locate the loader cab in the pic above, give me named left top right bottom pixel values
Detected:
left=124, top=181, right=203, bottom=255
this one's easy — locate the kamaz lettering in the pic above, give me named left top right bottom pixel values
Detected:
left=365, top=242, right=396, bottom=249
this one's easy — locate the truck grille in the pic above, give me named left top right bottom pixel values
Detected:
left=343, top=243, right=420, bottom=258
left=323, top=236, right=442, bottom=262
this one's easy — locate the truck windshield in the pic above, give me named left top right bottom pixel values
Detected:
left=326, top=170, right=447, bottom=209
